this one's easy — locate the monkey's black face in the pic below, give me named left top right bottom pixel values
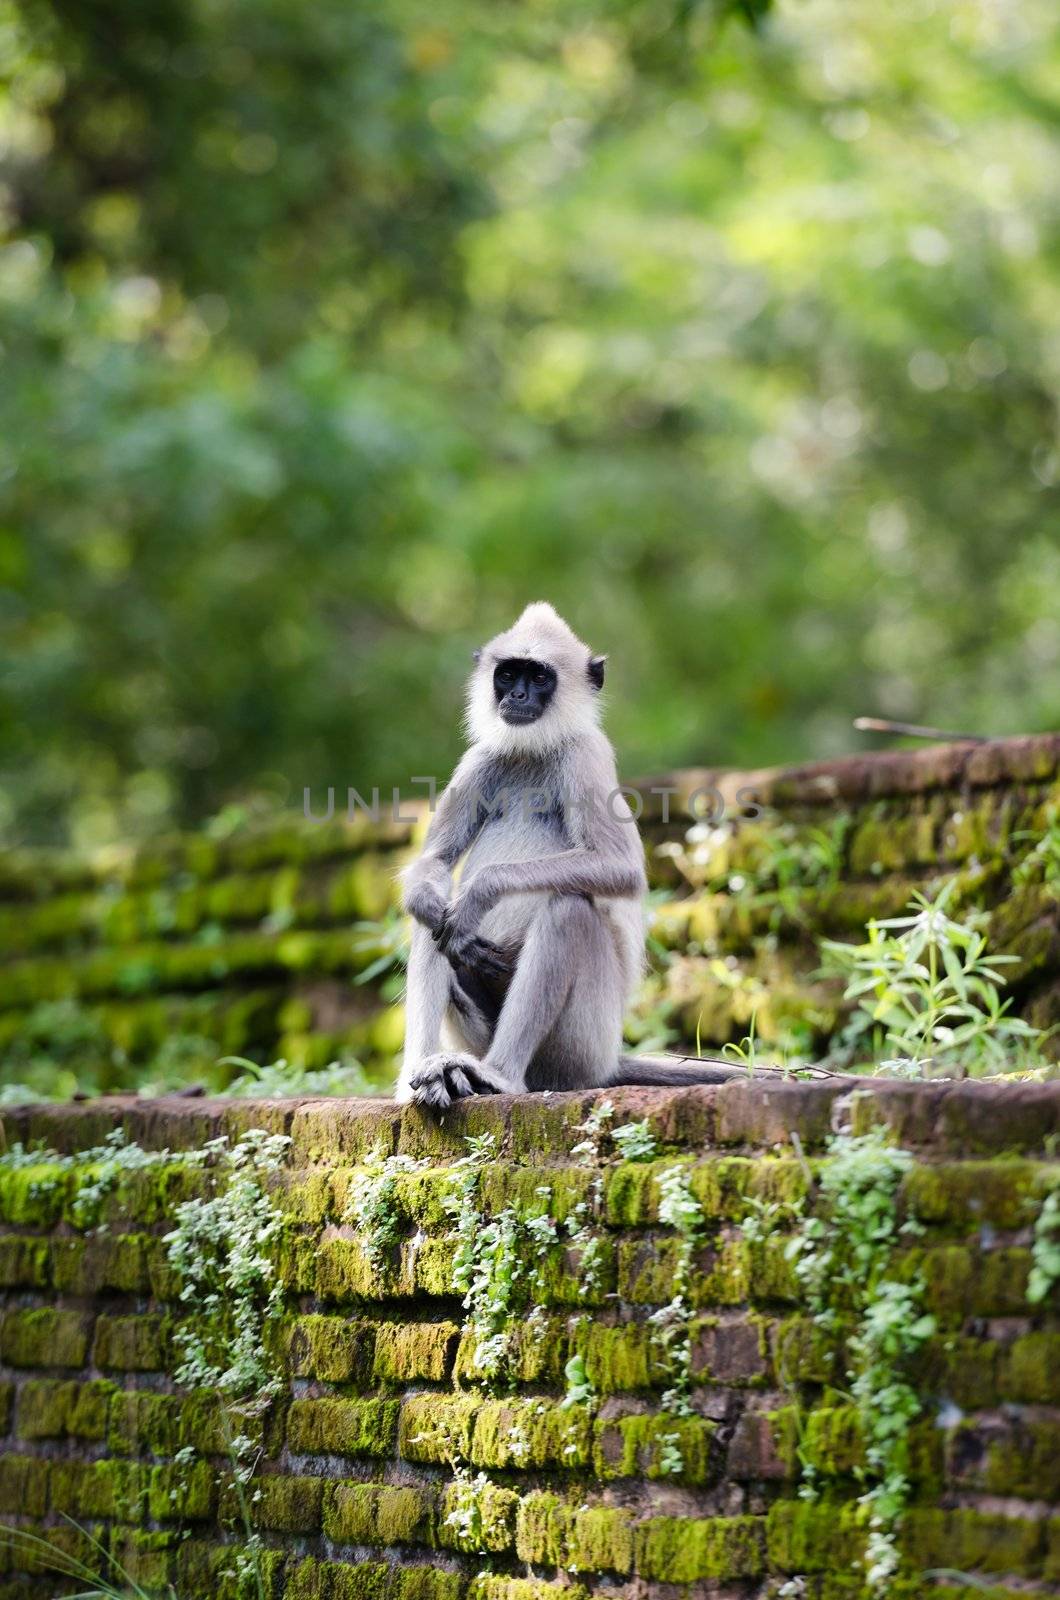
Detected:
left=493, top=657, right=557, bottom=725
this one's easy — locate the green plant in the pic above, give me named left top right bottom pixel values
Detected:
left=344, top=1146, right=427, bottom=1269
left=1028, top=1186, right=1060, bottom=1304
left=648, top=1163, right=705, bottom=1416
left=785, top=1125, right=936, bottom=1594
left=822, top=879, right=1043, bottom=1076
left=0, top=1515, right=176, bottom=1598
left=1012, top=805, right=1060, bottom=887
left=220, top=1056, right=377, bottom=1097
left=612, top=1118, right=657, bottom=1162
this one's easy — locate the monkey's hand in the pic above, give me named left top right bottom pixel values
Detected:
left=404, top=879, right=448, bottom=935
left=433, top=901, right=515, bottom=981
left=406, top=1051, right=515, bottom=1111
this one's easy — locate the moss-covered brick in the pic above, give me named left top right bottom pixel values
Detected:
left=16, top=1377, right=113, bottom=1440
left=50, top=1459, right=144, bottom=1521
left=468, top=1580, right=589, bottom=1600
left=617, top=1233, right=765, bottom=1306
left=252, top=1474, right=323, bottom=1533
left=175, top=1537, right=285, bottom=1600
left=800, top=1405, right=864, bottom=1476
left=905, top=1245, right=1031, bottom=1322
left=316, top=1235, right=413, bottom=1301
left=413, top=1234, right=460, bottom=1296
left=1003, top=1332, right=1060, bottom=1404
left=287, top=1314, right=376, bottom=1383
left=323, top=1482, right=431, bottom=1546
left=147, top=1459, right=217, bottom=1521
left=947, top=1417, right=1060, bottom=1500
left=478, top=1162, right=595, bottom=1226
left=772, top=1315, right=843, bottom=1385
left=92, top=1313, right=168, bottom=1371
left=437, top=1476, right=517, bottom=1553
left=0, top=1164, right=70, bottom=1226
left=108, top=1391, right=181, bottom=1456
left=514, top=1492, right=635, bottom=1575
left=0, top=1236, right=49, bottom=1289
left=289, top=1100, right=402, bottom=1167
left=593, top=1409, right=715, bottom=1483
left=286, top=1396, right=399, bottom=1456
left=766, top=1500, right=864, bottom=1572
left=109, top=1530, right=176, bottom=1593
left=579, top=1321, right=661, bottom=1392
left=471, top=1397, right=592, bottom=1471
left=372, top=1320, right=457, bottom=1384
left=901, top=1159, right=1046, bottom=1232
left=1, top=1308, right=91, bottom=1368
left=456, top=1316, right=568, bottom=1387
left=276, top=1229, right=318, bottom=1293
left=531, top=1234, right=616, bottom=1306
left=399, top=1393, right=479, bottom=1463
left=285, top=1559, right=465, bottom=1600
left=276, top=1167, right=333, bottom=1226
left=902, top=1508, right=1046, bottom=1576
left=0, top=1455, right=49, bottom=1516
left=51, top=1232, right=154, bottom=1294
left=634, top=1514, right=766, bottom=1581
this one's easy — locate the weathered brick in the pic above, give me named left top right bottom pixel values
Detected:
left=17, top=1377, right=113, bottom=1440
left=0, top=1455, right=49, bottom=1516
left=252, top=1474, right=323, bottom=1533
left=1, top=1308, right=91, bottom=1368
left=323, top=1483, right=431, bottom=1546
left=372, top=1320, right=458, bottom=1383
left=286, top=1397, right=399, bottom=1457
left=92, top=1314, right=169, bottom=1371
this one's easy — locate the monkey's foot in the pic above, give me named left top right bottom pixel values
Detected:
left=406, top=1052, right=509, bottom=1112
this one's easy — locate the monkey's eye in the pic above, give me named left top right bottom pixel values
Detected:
left=532, top=670, right=548, bottom=686
left=497, top=668, right=513, bottom=686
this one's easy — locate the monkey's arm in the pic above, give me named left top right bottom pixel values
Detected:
left=400, top=752, right=488, bottom=934
left=437, top=739, right=645, bottom=952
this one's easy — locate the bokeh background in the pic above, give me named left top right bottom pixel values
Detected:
left=1, top=0, right=1058, bottom=850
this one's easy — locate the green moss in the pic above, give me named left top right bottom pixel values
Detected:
left=372, top=1320, right=457, bottom=1384
left=801, top=1405, right=865, bottom=1476
left=634, top=1515, right=766, bottom=1581
left=51, top=1232, right=155, bottom=1294
left=92, top=1312, right=169, bottom=1371
left=316, top=1235, right=412, bottom=1301
left=1004, top=1331, right=1060, bottom=1404
left=456, top=1316, right=568, bottom=1387
left=324, top=1483, right=430, bottom=1546
left=1, top=1307, right=90, bottom=1368
left=471, top=1397, right=592, bottom=1470
left=0, top=1235, right=50, bottom=1289
left=0, top=1455, right=49, bottom=1516
left=252, top=1474, right=324, bottom=1533
left=513, top=1492, right=634, bottom=1575
left=593, top=1410, right=715, bottom=1483
left=766, top=1500, right=864, bottom=1573
left=438, top=1477, right=518, bottom=1553
left=50, top=1459, right=144, bottom=1522
left=286, top=1397, right=399, bottom=1457
left=109, top=1530, right=176, bottom=1593
left=146, top=1460, right=217, bottom=1521
left=951, top=1418, right=1060, bottom=1500
left=902, top=1160, right=1046, bottom=1232
left=580, top=1322, right=660, bottom=1392
left=16, top=1377, right=113, bottom=1441
left=904, top=1245, right=1031, bottom=1323
left=287, top=1314, right=376, bottom=1383
left=902, top=1508, right=1046, bottom=1575
left=0, top=1163, right=70, bottom=1226
left=413, top=1234, right=460, bottom=1296
left=479, top=1162, right=595, bottom=1225
left=398, top=1393, right=479, bottom=1463
left=468, top=1580, right=589, bottom=1600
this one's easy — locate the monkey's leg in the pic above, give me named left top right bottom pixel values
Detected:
left=405, top=894, right=587, bottom=1110
left=395, top=923, right=456, bottom=1102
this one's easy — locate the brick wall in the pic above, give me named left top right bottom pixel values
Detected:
left=0, top=1082, right=1058, bottom=1599
left=0, top=733, right=1057, bottom=1095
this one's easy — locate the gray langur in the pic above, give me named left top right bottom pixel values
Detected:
left=396, top=602, right=737, bottom=1110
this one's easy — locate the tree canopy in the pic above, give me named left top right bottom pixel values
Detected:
left=1, top=0, right=1057, bottom=846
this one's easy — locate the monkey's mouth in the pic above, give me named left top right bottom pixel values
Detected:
left=499, top=704, right=544, bottom=725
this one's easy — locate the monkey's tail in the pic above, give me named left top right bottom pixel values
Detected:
left=608, top=1053, right=741, bottom=1088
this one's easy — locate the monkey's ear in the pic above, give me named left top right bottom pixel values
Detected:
left=587, top=655, right=606, bottom=691
left=472, top=648, right=482, bottom=664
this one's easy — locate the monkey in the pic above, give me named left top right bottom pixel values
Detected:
left=396, top=602, right=739, bottom=1111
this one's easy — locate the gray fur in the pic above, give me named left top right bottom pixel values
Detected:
left=396, top=603, right=738, bottom=1111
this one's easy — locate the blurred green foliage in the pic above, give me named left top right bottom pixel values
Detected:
left=1, top=0, right=1058, bottom=848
